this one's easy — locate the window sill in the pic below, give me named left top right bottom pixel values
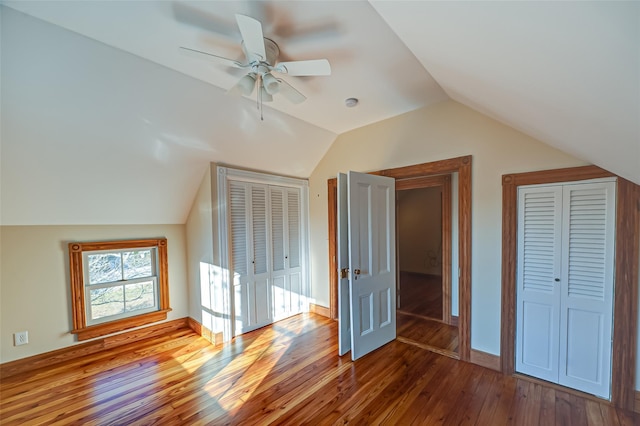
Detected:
left=71, top=309, right=172, bottom=341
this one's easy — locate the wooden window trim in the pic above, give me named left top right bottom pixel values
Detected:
left=327, top=155, right=472, bottom=361
left=500, top=165, right=640, bottom=410
left=69, top=238, right=171, bottom=341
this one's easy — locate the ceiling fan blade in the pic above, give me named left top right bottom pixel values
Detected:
left=277, top=79, right=306, bottom=104
left=273, top=59, right=331, bottom=76
left=179, top=46, right=246, bottom=68
left=235, top=14, right=266, bottom=61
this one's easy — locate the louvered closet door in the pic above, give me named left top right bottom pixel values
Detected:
left=229, top=181, right=251, bottom=334
left=516, top=180, right=615, bottom=399
left=270, top=186, right=303, bottom=321
left=229, top=181, right=272, bottom=335
left=516, top=186, right=563, bottom=382
left=286, top=188, right=303, bottom=316
left=250, top=184, right=271, bottom=329
left=558, top=181, right=615, bottom=398
left=270, top=186, right=288, bottom=321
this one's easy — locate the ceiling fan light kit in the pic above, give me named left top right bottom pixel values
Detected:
left=261, top=72, right=280, bottom=95
left=181, top=14, right=332, bottom=119
left=236, top=73, right=257, bottom=96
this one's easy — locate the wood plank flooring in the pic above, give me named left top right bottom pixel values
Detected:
left=1, top=313, right=638, bottom=425
left=397, top=312, right=459, bottom=353
left=398, top=271, right=443, bottom=320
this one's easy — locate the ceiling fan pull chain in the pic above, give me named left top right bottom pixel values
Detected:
left=258, top=75, right=264, bottom=121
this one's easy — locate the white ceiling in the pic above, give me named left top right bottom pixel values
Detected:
left=1, top=1, right=638, bottom=225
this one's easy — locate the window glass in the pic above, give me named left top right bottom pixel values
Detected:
left=88, top=253, right=123, bottom=284
left=123, top=250, right=153, bottom=279
left=125, top=281, right=156, bottom=312
left=90, top=286, right=125, bottom=319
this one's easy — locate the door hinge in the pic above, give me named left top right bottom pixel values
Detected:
left=339, top=268, right=349, bottom=279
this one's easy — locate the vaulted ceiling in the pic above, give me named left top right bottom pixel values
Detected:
left=2, top=1, right=638, bottom=225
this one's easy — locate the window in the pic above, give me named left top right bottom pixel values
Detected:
left=69, top=239, right=170, bottom=341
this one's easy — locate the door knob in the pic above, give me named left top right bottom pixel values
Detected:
left=354, top=269, right=361, bottom=275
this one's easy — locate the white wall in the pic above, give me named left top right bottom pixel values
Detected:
left=0, top=224, right=189, bottom=363
left=308, top=100, right=587, bottom=355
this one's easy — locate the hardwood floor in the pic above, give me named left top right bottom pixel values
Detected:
left=398, top=271, right=459, bottom=354
left=398, top=271, right=443, bottom=320
left=397, top=311, right=459, bottom=354
left=1, top=313, right=638, bottom=425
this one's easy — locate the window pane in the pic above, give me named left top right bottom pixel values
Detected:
left=123, top=250, right=153, bottom=279
left=88, top=253, right=122, bottom=284
left=90, top=286, right=124, bottom=319
left=125, top=281, right=156, bottom=312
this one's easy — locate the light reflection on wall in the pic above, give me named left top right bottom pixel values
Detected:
left=199, top=262, right=232, bottom=341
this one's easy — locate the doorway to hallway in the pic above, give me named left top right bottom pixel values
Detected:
left=396, top=178, right=458, bottom=355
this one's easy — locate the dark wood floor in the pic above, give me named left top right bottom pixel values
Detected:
left=397, top=312, right=459, bottom=354
left=398, top=271, right=458, bottom=354
left=398, top=271, right=443, bottom=320
left=1, top=313, right=638, bottom=425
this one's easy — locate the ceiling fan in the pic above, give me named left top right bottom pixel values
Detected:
left=180, top=14, right=331, bottom=112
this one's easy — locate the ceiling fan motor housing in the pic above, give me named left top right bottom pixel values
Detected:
left=242, top=37, right=280, bottom=66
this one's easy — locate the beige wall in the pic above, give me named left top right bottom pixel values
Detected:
left=0, top=224, right=189, bottom=363
left=397, top=187, right=443, bottom=276
left=186, top=164, right=214, bottom=322
left=185, top=164, right=230, bottom=339
left=308, top=100, right=587, bottom=355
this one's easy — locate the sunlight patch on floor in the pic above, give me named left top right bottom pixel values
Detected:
left=203, top=318, right=305, bottom=415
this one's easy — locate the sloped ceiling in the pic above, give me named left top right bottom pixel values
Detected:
left=1, top=1, right=638, bottom=225
left=371, top=1, right=639, bottom=185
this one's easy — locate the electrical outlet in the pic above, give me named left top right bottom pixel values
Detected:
left=14, top=331, right=28, bottom=346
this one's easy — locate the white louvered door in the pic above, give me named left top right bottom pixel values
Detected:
left=285, top=188, right=303, bottom=317
left=229, top=181, right=251, bottom=334
left=229, top=181, right=272, bottom=334
left=270, top=186, right=303, bottom=322
left=516, top=179, right=616, bottom=399
left=229, top=177, right=305, bottom=335
left=250, top=184, right=271, bottom=329
left=516, top=186, right=563, bottom=382
left=558, top=182, right=615, bottom=397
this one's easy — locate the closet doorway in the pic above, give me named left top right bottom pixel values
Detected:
left=396, top=175, right=458, bottom=355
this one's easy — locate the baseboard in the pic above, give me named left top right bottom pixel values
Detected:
left=450, top=315, right=459, bottom=327
left=0, top=318, right=189, bottom=380
left=187, top=317, right=223, bottom=346
left=470, top=348, right=501, bottom=372
left=309, top=303, right=331, bottom=318
left=635, top=391, right=640, bottom=414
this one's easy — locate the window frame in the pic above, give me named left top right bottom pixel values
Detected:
left=69, top=238, right=171, bottom=341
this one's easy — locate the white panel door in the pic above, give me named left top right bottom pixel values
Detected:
left=337, top=173, right=350, bottom=356
left=516, top=186, right=563, bottom=382
left=348, top=171, right=396, bottom=361
left=558, top=182, right=615, bottom=398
